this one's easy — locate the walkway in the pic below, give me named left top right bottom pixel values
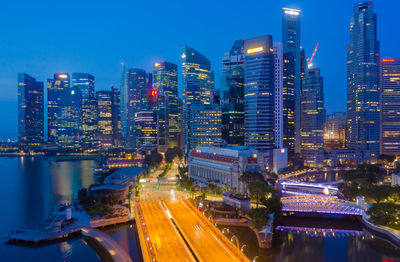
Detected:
left=81, top=227, right=132, bottom=262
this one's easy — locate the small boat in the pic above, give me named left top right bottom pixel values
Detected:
left=94, top=168, right=110, bottom=175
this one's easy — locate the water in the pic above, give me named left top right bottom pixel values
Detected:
left=222, top=218, right=400, bottom=262
left=293, top=171, right=344, bottom=184
left=0, top=157, right=141, bottom=262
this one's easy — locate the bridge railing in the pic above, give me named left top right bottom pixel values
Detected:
left=134, top=203, right=158, bottom=262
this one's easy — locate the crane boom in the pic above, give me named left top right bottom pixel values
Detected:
left=307, top=43, right=319, bottom=69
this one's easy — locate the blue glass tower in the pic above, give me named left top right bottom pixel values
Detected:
left=347, top=1, right=380, bottom=160
left=18, top=73, right=44, bottom=144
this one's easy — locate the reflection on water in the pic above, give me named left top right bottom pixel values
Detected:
left=0, top=157, right=99, bottom=262
left=295, top=171, right=345, bottom=184
left=220, top=218, right=400, bottom=262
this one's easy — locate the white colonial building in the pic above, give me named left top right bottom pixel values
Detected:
left=188, top=141, right=265, bottom=193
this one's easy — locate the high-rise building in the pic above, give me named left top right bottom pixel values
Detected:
left=244, top=36, right=275, bottom=156
left=188, top=105, right=221, bottom=149
left=97, top=87, right=121, bottom=147
left=347, top=2, right=380, bottom=160
left=282, top=7, right=301, bottom=156
left=380, top=58, right=400, bottom=156
left=182, top=46, right=214, bottom=152
left=324, top=112, right=347, bottom=150
left=221, top=40, right=245, bottom=146
left=134, top=111, right=157, bottom=147
left=72, top=73, right=97, bottom=148
left=120, top=68, right=148, bottom=147
left=153, top=61, right=180, bottom=148
left=274, top=42, right=284, bottom=149
left=18, top=73, right=44, bottom=144
left=301, top=68, right=325, bottom=167
left=47, top=74, right=70, bottom=143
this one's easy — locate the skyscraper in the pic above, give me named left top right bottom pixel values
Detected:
left=380, top=58, right=400, bottom=156
left=347, top=1, right=380, bottom=160
left=47, top=73, right=70, bottom=144
left=18, top=73, right=44, bottom=144
left=301, top=68, right=325, bottom=167
left=97, top=87, right=121, bottom=147
left=274, top=42, right=284, bottom=149
left=188, top=105, right=222, bottom=149
left=244, top=35, right=275, bottom=156
left=120, top=68, right=148, bottom=147
left=182, top=46, right=214, bottom=152
left=282, top=7, right=301, bottom=156
left=72, top=73, right=97, bottom=148
left=221, top=40, right=245, bottom=145
left=153, top=61, right=180, bottom=148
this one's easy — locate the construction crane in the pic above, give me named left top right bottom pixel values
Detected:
left=307, top=43, right=319, bottom=69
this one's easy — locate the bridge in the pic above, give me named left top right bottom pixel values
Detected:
left=280, top=181, right=340, bottom=197
left=281, top=196, right=363, bottom=217
left=134, top=179, right=250, bottom=262
left=81, top=227, right=132, bottom=262
left=275, top=225, right=363, bottom=238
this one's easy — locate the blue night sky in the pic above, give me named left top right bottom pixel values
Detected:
left=0, top=0, right=399, bottom=140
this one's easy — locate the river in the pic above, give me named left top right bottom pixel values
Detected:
left=1, top=157, right=399, bottom=261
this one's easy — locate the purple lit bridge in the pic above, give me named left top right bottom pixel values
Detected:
left=281, top=196, right=364, bottom=217
left=275, top=225, right=363, bottom=238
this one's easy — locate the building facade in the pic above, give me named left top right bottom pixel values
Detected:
left=380, top=58, right=400, bottom=156
left=324, top=112, right=347, bottom=150
left=243, top=35, right=275, bottom=162
left=188, top=143, right=264, bottom=193
left=96, top=87, right=121, bottom=147
left=221, top=40, right=245, bottom=146
left=188, top=105, right=221, bottom=149
left=282, top=7, right=301, bottom=156
left=346, top=2, right=380, bottom=160
left=300, top=68, right=325, bottom=167
left=72, top=73, right=97, bottom=148
left=153, top=62, right=180, bottom=148
left=182, top=46, right=214, bottom=152
left=47, top=73, right=70, bottom=144
left=274, top=42, right=284, bottom=149
left=18, top=73, right=44, bottom=144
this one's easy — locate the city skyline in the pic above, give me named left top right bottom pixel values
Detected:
left=2, top=0, right=400, bottom=139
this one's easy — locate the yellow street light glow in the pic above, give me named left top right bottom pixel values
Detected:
left=247, top=46, right=264, bottom=54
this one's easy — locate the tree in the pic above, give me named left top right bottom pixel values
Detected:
left=379, top=154, right=396, bottom=163
left=165, top=148, right=176, bottom=164
left=363, top=185, right=392, bottom=203
left=145, top=151, right=163, bottom=169
left=248, top=208, right=269, bottom=229
left=248, top=180, right=268, bottom=208
left=367, top=203, right=400, bottom=226
left=262, top=194, right=282, bottom=218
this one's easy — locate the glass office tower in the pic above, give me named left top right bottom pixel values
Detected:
left=72, top=73, right=97, bottom=148
left=47, top=73, right=70, bottom=144
left=301, top=68, right=325, bottom=167
left=18, top=73, right=44, bottom=144
left=282, top=7, right=301, bottom=156
left=153, top=61, right=180, bottom=148
left=221, top=40, right=245, bottom=145
left=182, top=46, right=214, bottom=152
left=347, top=1, right=380, bottom=160
left=244, top=35, right=275, bottom=154
left=96, top=87, right=121, bottom=147
left=380, top=58, right=400, bottom=156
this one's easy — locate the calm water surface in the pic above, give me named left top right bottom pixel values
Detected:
left=0, top=157, right=141, bottom=262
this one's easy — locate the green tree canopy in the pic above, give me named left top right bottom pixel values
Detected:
left=248, top=180, right=268, bottom=208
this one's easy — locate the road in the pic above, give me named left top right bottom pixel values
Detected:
left=140, top=200, right=195, bottom=262
left=165, top=200, right=243, bottom=262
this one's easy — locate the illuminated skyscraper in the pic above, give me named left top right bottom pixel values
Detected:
left=380, top=58, right=400, bottom=156
left=244, top=35, right=275, bottom=156
left=188, top=105, right=221, bottom=149
left=72, top=73, right=97, bottom=148
left=18, top=73, right=44, bottom=144
left=120, top=68, right=148, bottom=147
left=97, top=87, right=121, bottom=147
left=153, top=61, right=180, bottom=148
left=347, top=2, right=380, bottom=160
left=282, top=7, right=301, bottom=156
left=221, top=40, right=245, bottom=145
left=301, top=68, right=325, bottom=167
left=47, top=73, right=70, bottom=144
left=274, top=42, right=284, bottom=149
left=182, top=46, right=214, bottom=152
